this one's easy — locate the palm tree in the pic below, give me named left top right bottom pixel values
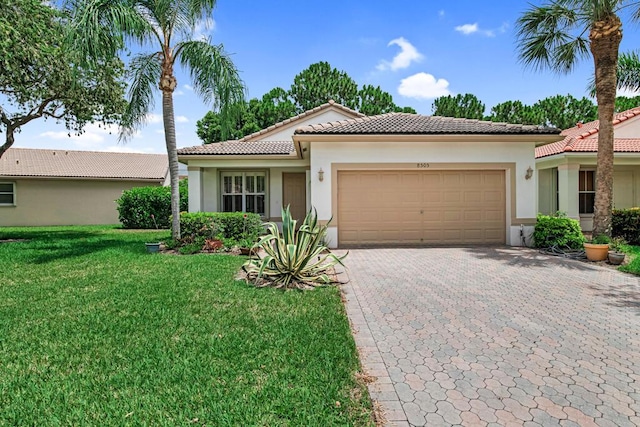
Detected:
left=617, top=50, right=640, bottom=92
left=516, top=0, right=640, bottom=237
left=70, top=0, right=245, bottom=239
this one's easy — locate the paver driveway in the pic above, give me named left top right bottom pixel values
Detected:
left=339, top=248, right=640, bottom=427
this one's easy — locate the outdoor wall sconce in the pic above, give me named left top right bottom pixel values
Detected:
left=525, top=166, right=534, bottom=180
left=318, top=168, right=324, bottom=182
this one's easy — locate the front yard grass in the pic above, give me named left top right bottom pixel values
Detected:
left=0, top=226, right=372, bottom=426
left=619, top=245, right=640, bottom=275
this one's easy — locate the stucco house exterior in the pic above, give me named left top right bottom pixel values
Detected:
left=536, top=107, right=640, bottom=232
left=178, top=101, right=561, bottom=248
left=0, top=148, right=169, bottom=226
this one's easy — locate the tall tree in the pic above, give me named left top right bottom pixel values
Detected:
left=617, top=51, right=640, bottom=93
left=615, top=95, right=640, bottom=112
left=357, top=85, right=417, bottom=115
left=253, top=87, right=298, bottom=129
left=289, top=62, right=359, bottom=111
left=489, top=100, right=544, bottom=125
left=516, top=0, right=639, bottom=237
left=432, top=94, right=486, bottom=119
left=71, top=0, right=245, bottom=240
left=533, top=94, right=597, bottom=129
left=0, top=0, right=125, bottom=158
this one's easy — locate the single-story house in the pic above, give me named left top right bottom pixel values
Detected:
left=0, top=148, right=169, bottom=226
left=178, top=101, right=561, bottom=248
left=536, top=107, right=640, bottom=232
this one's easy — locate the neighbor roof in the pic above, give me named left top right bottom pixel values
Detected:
left=177, top=141, right=295, bottom=156
left=535, top=108, right=640, bottom=158
left=295, top=113, right=561, bottom=135
left=0, top=148, right=169, bottom=180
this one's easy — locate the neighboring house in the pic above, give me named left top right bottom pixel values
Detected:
left=0, top=148, right=169, bottom=226
left=178, top=100, right=561, bottom=248
left=536, top=107, right=640, bottom=232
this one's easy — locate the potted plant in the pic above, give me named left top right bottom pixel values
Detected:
left=145, top=214, right=162, bottom=253
left=238, top=235, right=259, bottom=256
left=584, top=234, right=611, bottom=261
left=608, top=237, right=627, bottom=265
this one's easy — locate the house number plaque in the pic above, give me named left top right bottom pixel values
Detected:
left=417, top=163, right=429, bottom=168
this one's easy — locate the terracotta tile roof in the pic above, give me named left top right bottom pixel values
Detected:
left=0, top=148, right=168, bottom=180
left=236, top=100, right=364, bottom=142
left=535, top=107, right=640, bottom=158
left=178, top=140, right=295, bottom=156
left=294, top=113, right=560, bottom=135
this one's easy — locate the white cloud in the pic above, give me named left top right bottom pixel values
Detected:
left=104, top=146, right=158, bottom=154
left=617, top=88, right=640, bottom=97
left=398, top=72, right=451, bottom=99
left=176, top=115, right=189, bottom=123
left=194, top=17, right=216, bottom=41
left=455, top=23, right=480, bottom=35
left=174, top=90, right=185, bottom=96
left=438, top=10, right=445, bottom=17
left=146, top=113, right=163, bottom=124
left=38, top=123, right=118, bottom=148
left=184, top=84, right=193, bottom=91
left=377, top=37, right=424, bottom=71
left=455, top=22, right=507, bottom=37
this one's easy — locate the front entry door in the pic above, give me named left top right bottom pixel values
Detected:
left=282, top=172, right=307, bottom=222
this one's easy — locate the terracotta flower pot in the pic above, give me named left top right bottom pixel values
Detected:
left=583, top=243, right=609, bottom=261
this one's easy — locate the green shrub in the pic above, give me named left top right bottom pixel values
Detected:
left=116, top=180, right=188, bottom=229
left=179, top=212, right=263, bottom=243
left=244, top=207, right=346, bottom=289
left=533, top=213, right=585, bottom=249
left=612, top=208, right=640, bottom=245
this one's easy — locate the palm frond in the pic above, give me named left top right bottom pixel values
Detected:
left=617, top=50, right=640, bottom=92
left=68, top=0, right=157, bottom=60
left=119, top=52, right=161, bottom=141
left=176, top=40, right=246, bottom=139
left=516, top=1, right=589, bottom=73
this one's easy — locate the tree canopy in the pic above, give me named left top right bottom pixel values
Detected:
left=431, top=92, right=638, bottom=129
left=0, top=0, right=126, bottom=158
left=197, top=61, right=416, bottom=144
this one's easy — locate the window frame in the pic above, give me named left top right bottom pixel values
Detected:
left=578, top=169, right=596, bottom=215
left=219, top=170, right=268, bottom=218
left=0, top=182, right=16, bottom=206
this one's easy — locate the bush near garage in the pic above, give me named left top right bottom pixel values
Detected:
left=533, top=212, right=585, bottom=249
left=116, top=180, right=188, bottom=229
left=612, top=208, right=640, bottom=245
left=178, top=212, right=264, bottom=249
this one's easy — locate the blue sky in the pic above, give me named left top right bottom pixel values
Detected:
left=13, top=0, right=640, bottom=154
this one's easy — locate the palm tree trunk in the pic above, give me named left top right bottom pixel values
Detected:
left=162, top=86, right=181, bottom=240
left=590, top=16, right=622, bottom=237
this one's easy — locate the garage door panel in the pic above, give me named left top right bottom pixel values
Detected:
left=338, top=170, right=505, bottom=246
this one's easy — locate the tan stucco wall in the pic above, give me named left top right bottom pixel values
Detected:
left=0, top=178, right=161, bottom=226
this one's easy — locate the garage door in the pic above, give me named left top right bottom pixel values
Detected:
left=338, top=170, right=505, bottom=246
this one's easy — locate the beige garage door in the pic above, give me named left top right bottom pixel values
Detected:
left=338, top=170, right=505, bottom=246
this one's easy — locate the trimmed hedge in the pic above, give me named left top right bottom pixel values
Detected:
left=116, top=180, right=188, bottom=229
left=613, top=208, right=640, bottom=245
left=533, top=213, right=585, bottom=249
left=179, top=212, right=264, bottom=242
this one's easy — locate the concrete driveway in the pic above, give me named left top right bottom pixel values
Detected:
left=338, top=248, right=640, bottom=427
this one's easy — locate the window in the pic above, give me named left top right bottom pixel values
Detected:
left=221, top=172, right=266, bottom=216
left=0, top=182, right=15, bottom=206
left=579, top=170, right=595, bottom=214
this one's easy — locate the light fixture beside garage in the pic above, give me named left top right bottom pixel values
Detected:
left=318, top=168, right=324, bottom=182
left=525, top=166, right=534, bottom=180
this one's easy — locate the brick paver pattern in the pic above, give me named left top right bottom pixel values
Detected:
left=339, top=248, right=640, bottom=427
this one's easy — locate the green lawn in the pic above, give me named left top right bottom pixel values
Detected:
left=0, top=226, right=372, bottom=426
left=619, top=245, right=640, bottom=275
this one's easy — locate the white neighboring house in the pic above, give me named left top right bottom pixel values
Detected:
left=178, top=101, right=561, bottom=248
left=536, top=107, right=640, bottom=232
left=0, top=148, right=169, bottom=226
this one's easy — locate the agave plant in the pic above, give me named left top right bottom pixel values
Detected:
left=244, top=206, right=347, bottom=289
